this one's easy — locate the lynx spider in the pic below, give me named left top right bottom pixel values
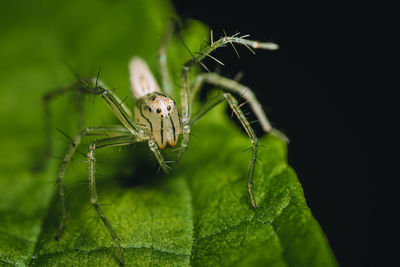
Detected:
left=44, top=29, right=288, bottom=265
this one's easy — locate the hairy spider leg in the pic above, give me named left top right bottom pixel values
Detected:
left=40, top=82, right=85, bottom=170
left=88, top=135, right=139, bottom=266
left=189, top=92, right=259, bottom=210
left=158, top=22, right=175, bottom=97
left=190, top=73, right=289, bottom=143
left=177, top=35, right=280, bottom=161
left=55, top=126, right=131, bottom=241
left=41, top=79, right=134, bottom=166
left=176, top=35, right=283, bottom=209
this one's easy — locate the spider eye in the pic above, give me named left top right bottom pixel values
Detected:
left=156, top=108, right=161, bottom=113
left=167, top=106, right=171, bottom=111
left=148, top=107, right=152, bottom=112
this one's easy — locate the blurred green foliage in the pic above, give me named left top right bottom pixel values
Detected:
left=0, top=0, right=336, bottom=266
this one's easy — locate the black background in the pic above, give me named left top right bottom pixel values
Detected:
left=172, top=1, right=386, bottom=266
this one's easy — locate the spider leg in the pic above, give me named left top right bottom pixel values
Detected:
left=88, top=135, right=138, bottom=266
left=55, top=126, right=132, bottom=241
left=224, top=93, right=259, bottom=210
left=40, top=82, right=85, bottom=169
left=40, top=79, right=135, bottom=168
left=177, top=34, right=280, bottom=161
left=158, top=22, right=175, bottom=96
left=176, top=66, right=191, bottom=162
left=191, top=73, right=289, bottom=143
left=148, top=139, right=171, bottom=173
left=99, top=88, right=143, bottom=136
left=43, top=81, right=87, bottom=135
left=190, top=92, right=259, bottom=210
left=185, top=34, right=278, bottom=69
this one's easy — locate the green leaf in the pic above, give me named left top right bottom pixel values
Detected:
left=0, top=0, right=337, bottom=266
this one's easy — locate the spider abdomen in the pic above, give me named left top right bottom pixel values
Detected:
left=129, top=57, right=161, bottom=99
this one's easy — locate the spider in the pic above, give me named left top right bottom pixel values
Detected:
left=44, top=30, right=288, bottom=265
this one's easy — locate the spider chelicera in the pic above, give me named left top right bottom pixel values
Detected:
left=44, top=31, right=288, bottom=265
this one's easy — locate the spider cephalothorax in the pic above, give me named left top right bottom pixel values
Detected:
left=134, top=92, right=180, bottom=149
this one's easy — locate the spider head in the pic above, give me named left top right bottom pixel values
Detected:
left=134, top=93, right=181, bottom=149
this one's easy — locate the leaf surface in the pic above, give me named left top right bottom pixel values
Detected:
left=0, top=0, right=336, bottom=266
